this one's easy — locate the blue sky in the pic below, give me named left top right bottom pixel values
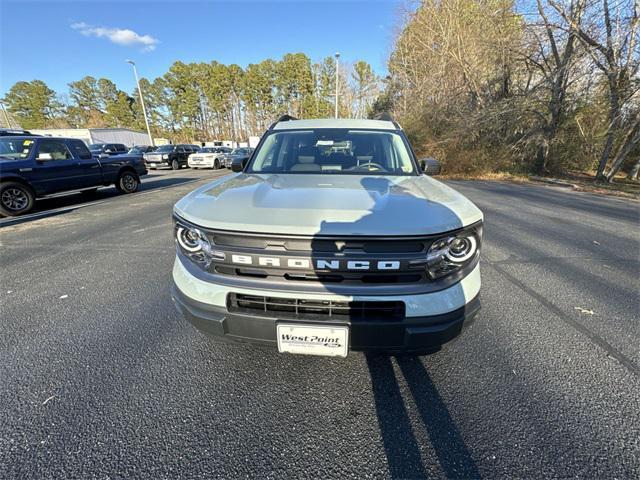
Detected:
left=0, top=0, right=402, bottom=98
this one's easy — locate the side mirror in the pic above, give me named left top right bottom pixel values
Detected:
left=36, top=153, right=53, bottom=161
left=231, top=157, right=248, bottom=172
left=421, top=157, right=442, bottom=176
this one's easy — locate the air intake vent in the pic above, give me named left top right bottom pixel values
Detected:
left=228, top=293, right=404, bottom=321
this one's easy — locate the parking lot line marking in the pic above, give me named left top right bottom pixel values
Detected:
left=486, top=261, right=639, bottom=378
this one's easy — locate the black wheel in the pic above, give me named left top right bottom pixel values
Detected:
left=214, top=159, right=221, bottom=169
left=116, top=171, right=140, bottom=194
left=171, top=159, right=180, bottom=170
left=0, top=182, right=35, bottom=216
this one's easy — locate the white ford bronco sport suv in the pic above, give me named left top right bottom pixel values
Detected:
left=171, top=116, right=483, bottom=356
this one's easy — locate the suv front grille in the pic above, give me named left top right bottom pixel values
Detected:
left=228, top=293, right=405, bottom=321
left=198, top=230, right=437, bottom=286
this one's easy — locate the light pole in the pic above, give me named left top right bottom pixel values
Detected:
left=0, top=101, right=12, bottom=128
left=334, top=52, right=340, bottom=119
left=126, top=59, right=154, bottom=146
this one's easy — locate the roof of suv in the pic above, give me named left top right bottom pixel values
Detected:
left=272, top=118, right=398, bottom=131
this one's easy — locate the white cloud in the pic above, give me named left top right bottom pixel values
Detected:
left=71, top=22, right=159, bottom=52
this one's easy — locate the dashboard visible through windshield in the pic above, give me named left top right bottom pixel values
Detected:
left=247, top=129, right=418, bottom=175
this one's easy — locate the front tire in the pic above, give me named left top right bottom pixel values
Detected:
left=214, top=159, right=221, bottom=169
left=115, top=171, right=140, bottom=194
left=171, top=159, right=180, bottom=170
left=0, top=182, right=35, bottom=216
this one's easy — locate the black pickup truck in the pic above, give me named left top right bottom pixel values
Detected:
left=0, top=136, right=147, bottom=216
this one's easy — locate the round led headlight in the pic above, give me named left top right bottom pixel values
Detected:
left=176, top=226, right=204, bottom=252
left=445, top=236, right=477, bottom=262
left=425, top=232, right=479, bottom=280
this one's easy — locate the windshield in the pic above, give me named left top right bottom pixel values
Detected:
left=155, top=145, right=175, bottom=152
left=197, top=147, right=218, bottom=153
left=247, top=129, right=417, bottom=175
left=0, top=138, right=36, bottom=159
left=88, top=143, right=106, bottom=151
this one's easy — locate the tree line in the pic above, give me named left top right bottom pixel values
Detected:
left=373, top=0, right=639, bottom=182
left=3, top=1, right=638, bottom=183
left=2, top=53, right=380, bottom=142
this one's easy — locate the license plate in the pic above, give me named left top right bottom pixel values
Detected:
left=277, top=324, right=349, bottom=357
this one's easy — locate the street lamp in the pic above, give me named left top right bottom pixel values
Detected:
left=0, top=100, right=12, bottom=128
left=334, top=52, right=340, bottom=119
left=126, top=59, right=154, bottom=146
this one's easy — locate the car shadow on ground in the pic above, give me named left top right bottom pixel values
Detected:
left=366, top=354, right=480, bottom=479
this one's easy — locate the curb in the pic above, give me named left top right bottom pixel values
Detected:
left=528, top=176, right=578, bottom=189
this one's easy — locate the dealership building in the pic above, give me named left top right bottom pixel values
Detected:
left=28, top=128, right=153, bottom=147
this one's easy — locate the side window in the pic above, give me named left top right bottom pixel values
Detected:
left=36, top=139, right=73, bottom=161
left=117, top=144, right=127, bottom=152
left=68, top=140, right=93, bottom=160
left=177, top=146, right=185, bottom=153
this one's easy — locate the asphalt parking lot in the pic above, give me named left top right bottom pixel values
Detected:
left=1, top=170, right=639, bottom=478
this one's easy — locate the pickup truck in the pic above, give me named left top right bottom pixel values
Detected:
left=0, top=136, right=147, bottom=216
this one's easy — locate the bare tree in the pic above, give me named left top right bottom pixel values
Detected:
left=548, top=0, right=639, bottom=181
left=605, top=113, right=640, bottom=179
left=529, top=0, right=585, bottom=173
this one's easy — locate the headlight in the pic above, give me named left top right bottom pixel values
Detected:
left=162, top=154, right=169, bottom=160
left=174, top=221, right=224, bottom=268
left=425, top=224, right=482, bottom=279
left=176, top=226, right=205, bottom=252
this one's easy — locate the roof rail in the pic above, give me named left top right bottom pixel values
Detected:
left=268, top=114, right=298, bottom=130
left=372, top=112, right=401, bottom=129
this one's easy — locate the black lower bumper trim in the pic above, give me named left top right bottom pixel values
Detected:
left=171, top=284, right=480, bottom=354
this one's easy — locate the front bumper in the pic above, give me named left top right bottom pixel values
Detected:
left=171, top=257, right=481, bottom=354
left=172, top=285, right=479, bottom=353
left=188, top=161, right=214, bottom=168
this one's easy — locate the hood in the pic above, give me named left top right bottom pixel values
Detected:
left=174, top=173, right=483, bottom=236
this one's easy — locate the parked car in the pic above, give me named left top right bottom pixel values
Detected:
left=143, top=144, right=194, bottom=170
left=129, top=145, right=156, bottom=154
left=88, top=143, right=128, bottom=157
left=221, top=147, right=254, bottom=168
left=124, top=145, right=156, bottom=159
left=171, top=116, right=483, bottom=357
left=0, top=128, right=34, bottom=136
left=188, top=146, right=232, bottom=169
left=0, top=136, right=147, bottom=216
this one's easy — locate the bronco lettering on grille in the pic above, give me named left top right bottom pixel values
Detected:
left=228, top=254, right=401, bottom=271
